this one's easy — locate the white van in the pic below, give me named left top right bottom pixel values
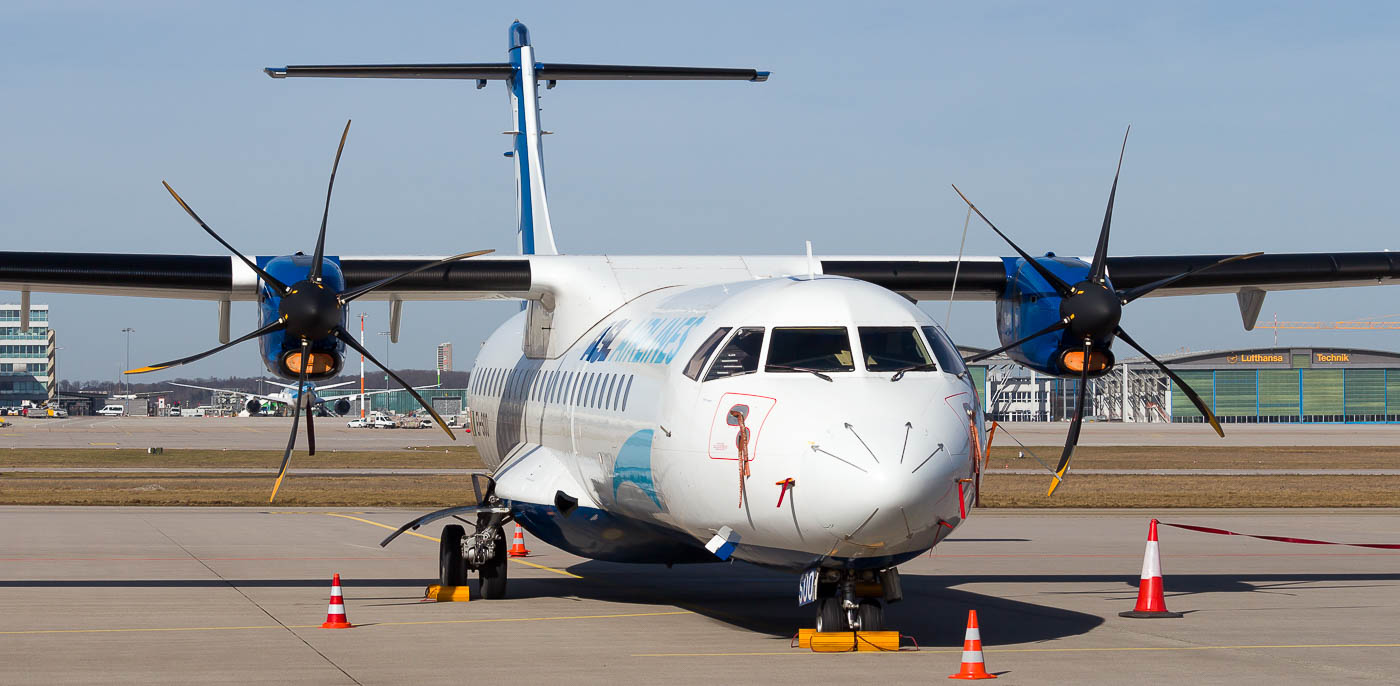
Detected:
left=97, top=405, right=125, bottom=417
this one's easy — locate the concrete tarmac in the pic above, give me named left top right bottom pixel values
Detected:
left=1, top=416, right=462, bottom=450
left=5, top=416, right=1399, bottom=450
left=1, top=507, right=1396, bottom=684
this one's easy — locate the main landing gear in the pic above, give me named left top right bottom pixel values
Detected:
left=379, top=475, right=514, bottom=598
left=436, top=475, right=510, bottom=599
left=813, top=567, right=902, bottom=632
left=440, top=519, right=509, bottom=599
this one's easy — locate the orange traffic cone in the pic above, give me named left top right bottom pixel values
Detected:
left=1119, top=519, right=1183, bottom=618
left=508, top=522, right=531, bottom=557
left=321, top=573, right=353, bottom=629
left=948, top=610, right=996, bottom=680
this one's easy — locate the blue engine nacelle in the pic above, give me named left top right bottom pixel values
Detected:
left=994, top=255, right=1117, bottom=377
left=257, top=254, right=347, bottom=381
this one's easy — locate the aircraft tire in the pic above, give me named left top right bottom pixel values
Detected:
left=815, top=597, right=845, bottom=632
left=856, top=599, right=883, bottom=631
left=478, top=527, right=508, bottom=599
left=439, top=524, right=467, bottom=586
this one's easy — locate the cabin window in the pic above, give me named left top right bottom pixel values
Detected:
left=683, top=327, right=732, bottom=381
left=704, top=327, right=765, bottom=381
left=766, top=327, right=855, bottom=373
left=921, top=325, right=967, bottom=376
left=859, top=327, right=934, bottom=372
left=621, top=375, right=635, bottom=411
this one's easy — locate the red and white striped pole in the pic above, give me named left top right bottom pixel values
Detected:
left=1119, top=519, right=1183, bottom=618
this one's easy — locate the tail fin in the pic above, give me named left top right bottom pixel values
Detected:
left=266, top=20, right=768, bottom=257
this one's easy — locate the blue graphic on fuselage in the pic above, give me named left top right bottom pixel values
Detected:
left=581, top=316, right=705, bottom=365
left=995, top=255, right=1117, bottom=376
left=612, top=429, right=661, bottom=509
left=256, top=254, right=347, bottom=381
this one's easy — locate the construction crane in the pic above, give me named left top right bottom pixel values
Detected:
left=1255, top=315, right=1400, bottom=344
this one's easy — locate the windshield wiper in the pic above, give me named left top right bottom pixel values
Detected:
left=766, top=364, right=834, bottom=382
left=889, top=363, right=938, bottom=382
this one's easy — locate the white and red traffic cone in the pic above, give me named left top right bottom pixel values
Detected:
left=321, top=573, right=353, bottom=629
left=1119, top=519, right=1183, bottom=618
left=508, top=522, right=531, bottom=557
left=948, top=609, right=996, bottom=680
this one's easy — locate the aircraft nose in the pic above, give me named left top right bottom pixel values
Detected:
left=798, top=398, right=975, bottom=553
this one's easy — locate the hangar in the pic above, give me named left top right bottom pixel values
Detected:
left=971, top=346, right=1400, bottom=425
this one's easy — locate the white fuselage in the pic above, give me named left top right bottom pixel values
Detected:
left=468, top=275, right=985, bottom=572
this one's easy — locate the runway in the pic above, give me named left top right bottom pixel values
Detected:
left=5, top=417, right=1395, bottom=450
left=2, top=417, right=461, bottom=450
left=1, top=507, right=1396, bottom=684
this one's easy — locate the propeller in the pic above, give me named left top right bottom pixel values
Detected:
left=125, top=120, right=494, bottom=501
left=953, top=127, right=1261, bottom=496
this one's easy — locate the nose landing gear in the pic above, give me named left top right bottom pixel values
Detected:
left=812, top=567, right=901, bottom=631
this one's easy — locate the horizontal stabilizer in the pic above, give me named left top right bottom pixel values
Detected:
left=266, top=63, right=768, bottom=82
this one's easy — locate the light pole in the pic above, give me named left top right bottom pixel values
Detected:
left=357, top=313, right=368, bottom=418
left=378, top=331, right=391, bottom=412
left=121, top=327, right=135, bottom=397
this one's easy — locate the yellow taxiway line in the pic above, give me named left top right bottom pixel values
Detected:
left=322, top=512, right=583, bottom=578
left=633, top=643, right=1400, bottom=657
left=0, top=611, right=692, bottom=637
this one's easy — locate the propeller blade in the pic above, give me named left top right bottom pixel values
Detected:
left=1089, top=126, right=1130, bottom=283
left=310, top=120, right=351, bottom=284
left=125, top=319, right=286, bottom=374
left=333, top=326, right=456, bottom=440
left=161, top=181, right=291, bottom=294
left=951, top=184, right=1074, bottom=296
left=337, top=249, right=495, bottom=303
left=1116, top=252, right=1265, bottom=305
left=1047, top=339, right=1093, bottom=496
left=1115, top=326, right=1224, bottom=438
left=963, top=319, right=1070, bottom=364
left=270, top=340, right=311, bottom=502
left=305, top=394, right=316, bottom=456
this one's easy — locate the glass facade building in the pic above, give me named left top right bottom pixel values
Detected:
left=1166, top=348, right=1400, bottom=423
left=0, top=304, right=53, bottom=405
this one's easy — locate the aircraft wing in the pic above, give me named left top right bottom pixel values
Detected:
left=169, top=382, right=285, bottom=405
left=2, top=251, right=1397, bottom=304
left=813, top=252, right=1400, bottom=301
left=320, top=384, right=440, bottom=399
left=0, top=252, right=532, bottom=302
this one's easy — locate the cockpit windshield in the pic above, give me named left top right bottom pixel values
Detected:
left=859, top=327, right=934, bottom=371
left=766, top=327, right=855, bottom=373
left=704, top=327, right=764, bottom=381
left=921, top=325, right=967, bottom=376
left=684, top=327, right=731, bottom=381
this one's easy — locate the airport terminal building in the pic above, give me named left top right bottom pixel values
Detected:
left=971, top=346, right=1400, bottom=425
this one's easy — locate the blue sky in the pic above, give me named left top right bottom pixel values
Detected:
left=3, top=2, right=1399, bottom=381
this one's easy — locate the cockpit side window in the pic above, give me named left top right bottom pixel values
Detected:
left=704, top=327, right=765, bottom=381
left=921, top=325, right=967, bottom=376
left=683, top=327, right=732, bottom=381
left=766, top=327, right=855, bottom=373
left=859, top=327, right=934, bottom=371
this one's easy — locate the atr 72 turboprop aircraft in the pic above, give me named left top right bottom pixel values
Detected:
left=170, top=379, right=438, bottom=417
left=4, top=22, right=1399, bottom=631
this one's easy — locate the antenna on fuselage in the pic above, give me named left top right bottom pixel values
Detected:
left=805, top=241, right=814, bottom=280
left=945, top=206, right=973, bottom=327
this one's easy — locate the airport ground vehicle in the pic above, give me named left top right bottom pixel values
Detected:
left=96, top=405, right=125, bottom=416
left=348, top=412, right=395, bottom=429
